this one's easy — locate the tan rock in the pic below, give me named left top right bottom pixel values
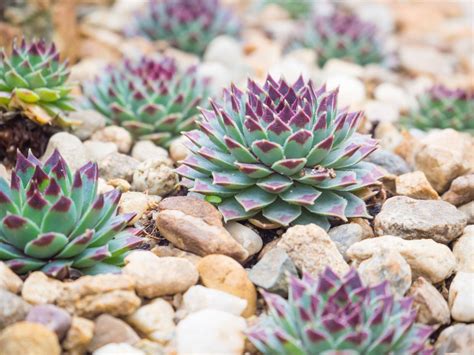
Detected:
left=453, top=226, right=474, bottom=273
left=0, top=321, right=61, bottom=355
left=56, top=274, right=140, bottom=318
left=119, top=191, right=161, bottom=225
left=91, top=125, right=132, bottom=153
left=123, top=251, right=198, bottom=298
left=278, top=224, right=349, bottom=277
left=449, top=272, right=474, bottom=322
left=62, top=317, right=95, bottom=354
left=131, top=158, right=178, bottom=197
left=158, top=196, right=223, bottom=226
left=347, top=236, right=456, bottom=283
left=151, top=245, right=202, bottom=265
left=87, top=314, right=140, bottom=353
left=197, top=255, right=257, bottom=318
left=407, top=277, right=450, bottom=326
left=435, top=324, right=474, bottom=354
left=22, top=272, right=64, bottom=305
left=0, top=290, right=31, bottom=328
left=0, top=262, right=22, bottom=294
left=442, top=173, right=474, bottom=206
left=458, top=201, right=474, bottom=224
left=169, top=136, right=190, bottom=162
left=395, top=171, right=439, bottom=200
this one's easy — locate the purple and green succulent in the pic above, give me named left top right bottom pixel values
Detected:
left=0, top=150, right=142, bottom=279
left=0, top=38, right=75, bottom=127
left=84, top=56, right=208, bottom=148
left=177, top=76, right=383, bottom=229
left=299, top=12, right=384, bottom=67
left=401, top=85, right=474, bottom=134
left=128, top=0, right=240, bottom=56
left=248, top=268, right=434, bottom=354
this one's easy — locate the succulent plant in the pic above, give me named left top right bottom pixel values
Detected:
left=0, top=38, right=75, bottom=127
left=0, top=150, right=142, bottom=279
left=299, top=12, right=383, bottom=67
left=263, top=0, right=313, bottom=19
left=248, top=268, right=434, bottom=354
left=177, top=76, right=383, bottom=229
left=401, top=85, right=474, bottom=134
left=84, top=56, right=208, bottom=148
left=129, top=0, right=240, bottom=56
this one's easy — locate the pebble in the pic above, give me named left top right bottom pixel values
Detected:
left=21, top=271, right=64, bottom=305
left=26, top=304, right=72, bottom=340
left=435, top=323, right=474, bottom=355
left=0, top=261, right=23, bottom=294
left=363, top=100, right=399, bottom=123
left=0, top=321, right=61, bottom=355
left=197, top=255, right=257, bottom=318
left=70, top=109, right=107, bottom=140
left=91, top=125, right=133, bottom=153
left=225, top=222, right=263, bottom=257
left=453, top=226, right=474, bottom=273
left=399, top=44, right=454, bottom=77
left=374, top=196, right=467, bottom=244
left=131, top=158, right=178, bottom=196
left=442, top=173, right=474, bottom=206
left=56, top=274, right=140, bottom=318
left=151, top=245, right=202, bottom=266
left=93, top=343, right=144, bottom=355
left=407, top=277, right=450, bottom=326
left=448, top=271, right=474, bottom=322
left=0, top=289, right=31, bottom=328
left=458, top=201, right=474, bottom=224
left=123, top=251, right=198, bottom=298
left=158, top=196, right=223, bottom=226
left=364, top=149, right=410, bottom=175
left=323, top=58, right=364, bottom=78
left=326, top=74, right=366, bottom=109
left=175, top=309, right=246, bottom=355
left=41, top=132, right=87, bottom=171
left=134, top=339, right=165, bottom=355
left=204, top=35, right=244, bottom=69
left=119, top=191, right=160, bottom=225
left=278, top=224, right=349, bottom=277
left=62, top=316, right=95, bottom=354
left=131, top=140, right=169, bottom=162
left=197, top=62, right=234, bottom=96
left=358, top=249, right=412, bottom=298
left=126, top=298, right=175, bottom=344
left=88, top=314, right=140, bottom=352
left=374, top=82, right=413, bottom=112
left=84, top=140, right=118, bottom=162
left=180, top=285, right=247, bottom=317
left=98, top=152, right=139, bottom=182
left=169, top=136, right=191, bottom=162
left=373, top=123, right=405, bottom=154
left=395, top=171, right=439, bottom=200
left=328, top=223, right=365, bottom=261
left=347, top=235, right=456, bottom=283
left=248, top=247, right=298, bottom=297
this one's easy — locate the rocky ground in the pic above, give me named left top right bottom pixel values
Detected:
left=0, top=0, right=473, bottom=354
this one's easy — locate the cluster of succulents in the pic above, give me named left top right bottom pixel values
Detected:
left=177, top=76, right=383, bottom=229
left=401, top=85, right=474, bottom=134
left=0, top=38, right=75, bottom=126
left=0, top=150, right=142, bottom=279
left=83, top=56, right=208, bottom=148
left=263, top=0, right=313, bottom=19
left=248, top=268, right=434, bottom=354
left=298, top=12, right=384, bottom=67
left=128, top=0, right=240, bottom=56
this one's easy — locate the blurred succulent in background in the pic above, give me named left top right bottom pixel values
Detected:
left=83, top=56, right=208, bottom=148
left=262, top=0, right=313, bottom=19
left=0, top=150, right=142, bottom=279
left=128, top=0, right=240, bottom=56
left=177, top=76, right=383, bottom=229
left=298, top=12, right=384, bottom=67
left=248, top=268, right=434, bottom=354
left=401, top=85, right=474, bottom=134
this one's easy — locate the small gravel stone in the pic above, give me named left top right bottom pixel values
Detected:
left=119, top=191, right=161, bottom=225
left=395, top=171, right=439, bottom=200
left=0, top=289, right=31, bottom=328
left=225, top=222, right=263, bottom=257
left=62, top=316, right=95, bottom=354
left=448, top=271, right=474, bottom=322
left=248, top=247, right=297, bottom=296
left=358, top=249, right=412, bottom=298
left=91, top=125, right=133, bottom=153
left=364, top=149, right=410, bottom=175
left=84, top=140, right=118, bottom=162
left=0, top=321, right=61, bottom=355
left=0, top=261, right=22, bottom=294
left=175, top=309, right=246, bottom=355
left=407, top=277, right=450, bottom=326
left=88, top=314, right=140, bottom=352
left=453, top=226, right=474, bottom=273
left=458, top=201, right=474, bottom=224
left=169, top=136, right=190, bottom=162
left=21, top=271, right=64, bottom=305
left=131, top=140, right=168, bottom=162
left=326, top=74, right=366, bottom=108
left=435, top=324, right=474, bottom=355
left=328, top=223, right=365, bottom=261
left=442, top=173, right=474, bottom=206
left=278, top=224, right=349, bottom=277
left=158, top=196, right=223, bottom=226
left=42, top=132, right=87, bottom=171
left=93, top=343, right=145, bottom=355
left=26, top=304, right=72, bottom=340
left=374, top=196, right=467, bottom=244
left=126, top=298, right=175, bottom=344
left=70, top=109, right=107, bottom=140
left=123, top=251, right=198, bottom=298
left=131, top=158, right=178, bottom=196
left=98, top=152, right=139, bottom=182
left=198, top=255, right=257, bottom=318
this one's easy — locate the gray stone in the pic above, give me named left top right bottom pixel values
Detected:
left=84, top=140, right=118, bottom=162
left=435, top=323, right=474, bottom=355
left=98, top=152, right=139, bottom=182
left=364, top=149, right=410, bottom=175
left=70, top=109, right=106, bottom=140
left=0, top=289, right=31, bottom=328
left=458, top=201, right=474, bottom=224
left=91, top=125, right=132, bottom=154
left=131, top=141, right=168, bottom=162
left=248, top=247, right=298, bottom=296
left=41, top=132, right=87, bottom=171
left=131, top=158, right=177, bottom=197
left=328, top=223, right=365, bottom=260
left=374, top=196, right=467, bottom=244
left=88, top=314, right=140, bottom=352
left=442, top=173, right=474, bottom=206
left=26, top=304, right=72, bottom=340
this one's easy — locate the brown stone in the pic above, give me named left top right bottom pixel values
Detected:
left=0, top=262, right=23, bottom=294
left=395, top=171, right=439, bottom=200
left=442, top=173, right=474, bottom=206
left=87, top=314, right=140, bottom=352
left=62, top=316, right=95, bottom=354
left=158, top=196, right=223, bottom=226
